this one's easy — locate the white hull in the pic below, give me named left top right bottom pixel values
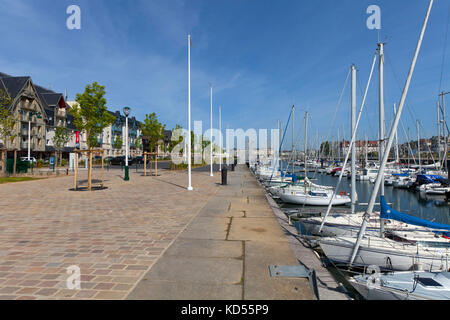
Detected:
left=320, top=237, right=450, bottom=271
left=349, top=271, right=450, bottom=300
left=279, top=192, right=351, bottom=206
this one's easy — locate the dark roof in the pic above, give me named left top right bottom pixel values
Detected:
left=40, top=93, right=62, bottom=107
left=0, top=76, right=29, bottom=98
left=109, top=110, right=141, bottom=127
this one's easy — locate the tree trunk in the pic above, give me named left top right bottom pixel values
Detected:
left=2, top=150, right=6, bottom=177
left=13, top=150, right=17, bottom=177
left=88, top=150, right=92, bottom=191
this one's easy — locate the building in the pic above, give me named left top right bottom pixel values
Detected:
left=65, top=104, right=143, bottom=157
left=341, top=140, right=379, bottom=157
left=0, top=72, right=76, bottom=161
left=0, top=71, right=143, bottom=163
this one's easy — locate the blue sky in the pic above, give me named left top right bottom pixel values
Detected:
left=0, top=0, right=448, bottom=149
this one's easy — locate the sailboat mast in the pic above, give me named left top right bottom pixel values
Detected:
left=378, top=42, right=386, bottom=237
left=394, top=104, right=400, bottom=163
left=408, top=127, right=411, bottom=168
left=292, top=105, right=295, bottom=174
left=351, top=65, right=357, bottom=214
left=365, top=134, right=368, bottom=166
left=417, top=120, right=421, bottom=172
left=304, top=112, right=309, bottom=179
left=349, top=0, right=433, bottom=267
left=378, top=42, right=386, bottom=197
left=438, top=101, right=441, bottom=170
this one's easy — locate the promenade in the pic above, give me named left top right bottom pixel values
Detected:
left=0, top=164, right=324, bottom=300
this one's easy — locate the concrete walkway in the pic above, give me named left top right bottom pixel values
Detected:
left=128, top=165, right=316, bottom=300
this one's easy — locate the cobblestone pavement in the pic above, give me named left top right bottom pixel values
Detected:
left=0, top=168, right=220, bottom=299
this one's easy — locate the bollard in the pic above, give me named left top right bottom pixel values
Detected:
left=231, top=163, right=235, bottom=171
left=221, top=167, right=228, bottom=185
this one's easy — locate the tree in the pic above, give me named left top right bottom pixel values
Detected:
left=134, top=136, right=142, bottom=153
left=0, top=89, right=15, bottom=176
left=168, top=124, right=183, bottom=153
left=69, top=82, right=115, bottom=190
left=320, top=141, right=330, bottom=157
left=141, top=113, right=165, bottom=174
left=53, top=127, right=71, bottom=167
left=141, top=113, right=165, bottom=153
left=113, top=135, right=122, bottom=150
left=201, top=134, right=211, bottom=160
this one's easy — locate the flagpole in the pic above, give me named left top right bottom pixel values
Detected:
left=210, top=83, right=213, bottom=177
left=187, top=35, right=193, bottom=191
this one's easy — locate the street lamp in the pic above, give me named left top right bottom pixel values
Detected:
left=19, top=110, right=41, bottom=161
left=123, top=106, right=131, bottom=181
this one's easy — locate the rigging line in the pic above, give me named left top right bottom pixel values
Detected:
left=385, top=52, right=419, bottom=131
left=357, top=75, right=375, bottom=141
left=320, top=52, right=378, bottom=233
left=399, top=117, right=417, bottom=164
left=269, top=107, right=292, bottom=183
left=417, top=120, right=437, bottom=165
left=438, top=3, right=450, bottom=94
left=325, top=69, right=351, bottom=145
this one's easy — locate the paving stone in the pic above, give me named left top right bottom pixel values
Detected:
left=0, top=169, right=220, bottom=299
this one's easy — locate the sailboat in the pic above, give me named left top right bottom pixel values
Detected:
left=319, top=0, right=439, bottom=272
left=319, top=195, right=450, bottom=271
left=349, top=271, right=450, bottom=300
left=278, top=112, right=351, bottom=206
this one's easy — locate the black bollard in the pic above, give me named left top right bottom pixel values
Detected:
left=231, top=164, right=235, bottom=171
left=221, top=167, right=228, bottom=185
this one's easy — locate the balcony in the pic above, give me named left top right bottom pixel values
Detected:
left=56, top=108, right=66, bottom=118
left=21, top=141, right=35, bottom=150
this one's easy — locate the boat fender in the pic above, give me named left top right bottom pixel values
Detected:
left=339, top=191, right=347, bottom=196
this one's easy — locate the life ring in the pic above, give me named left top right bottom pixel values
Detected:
left=339, top=191, right=347, bottom=196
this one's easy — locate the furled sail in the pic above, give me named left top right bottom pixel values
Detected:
left=380, top=195, right=450, bottom=231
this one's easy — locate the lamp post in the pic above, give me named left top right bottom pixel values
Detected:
left=123, top=106, right=131, bottom=181
left=19, top=110, right=41, bottom=162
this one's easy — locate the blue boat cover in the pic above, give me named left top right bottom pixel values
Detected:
left=416, top=174, right=445, bottom=185
left=392, top=172, right=409, bottom=177
left=280, top=170, right=297, bottom=183
left=380, top=195, right=450, bottom=231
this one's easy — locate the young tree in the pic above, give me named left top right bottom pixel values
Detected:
left=141, top=113, right=165, bottom=153
left=0, top=89, right=15, bottom=176
left=134, top=136, right=142, bottom=154
left=201, top=134, right=211, bottom=160
left=168, top=124, right=183, bottom=153
left=141, top=113, right=165, bottom=173
left=69, top=82, right=115, bottom=190
left=113, top=135, right=122, bottom=150
left=53, top=127, right=71, bottom=167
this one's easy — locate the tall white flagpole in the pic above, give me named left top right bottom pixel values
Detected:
left=210, top=83, right=213, bottom=177
left=187, top=35, right=193, bottom=191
